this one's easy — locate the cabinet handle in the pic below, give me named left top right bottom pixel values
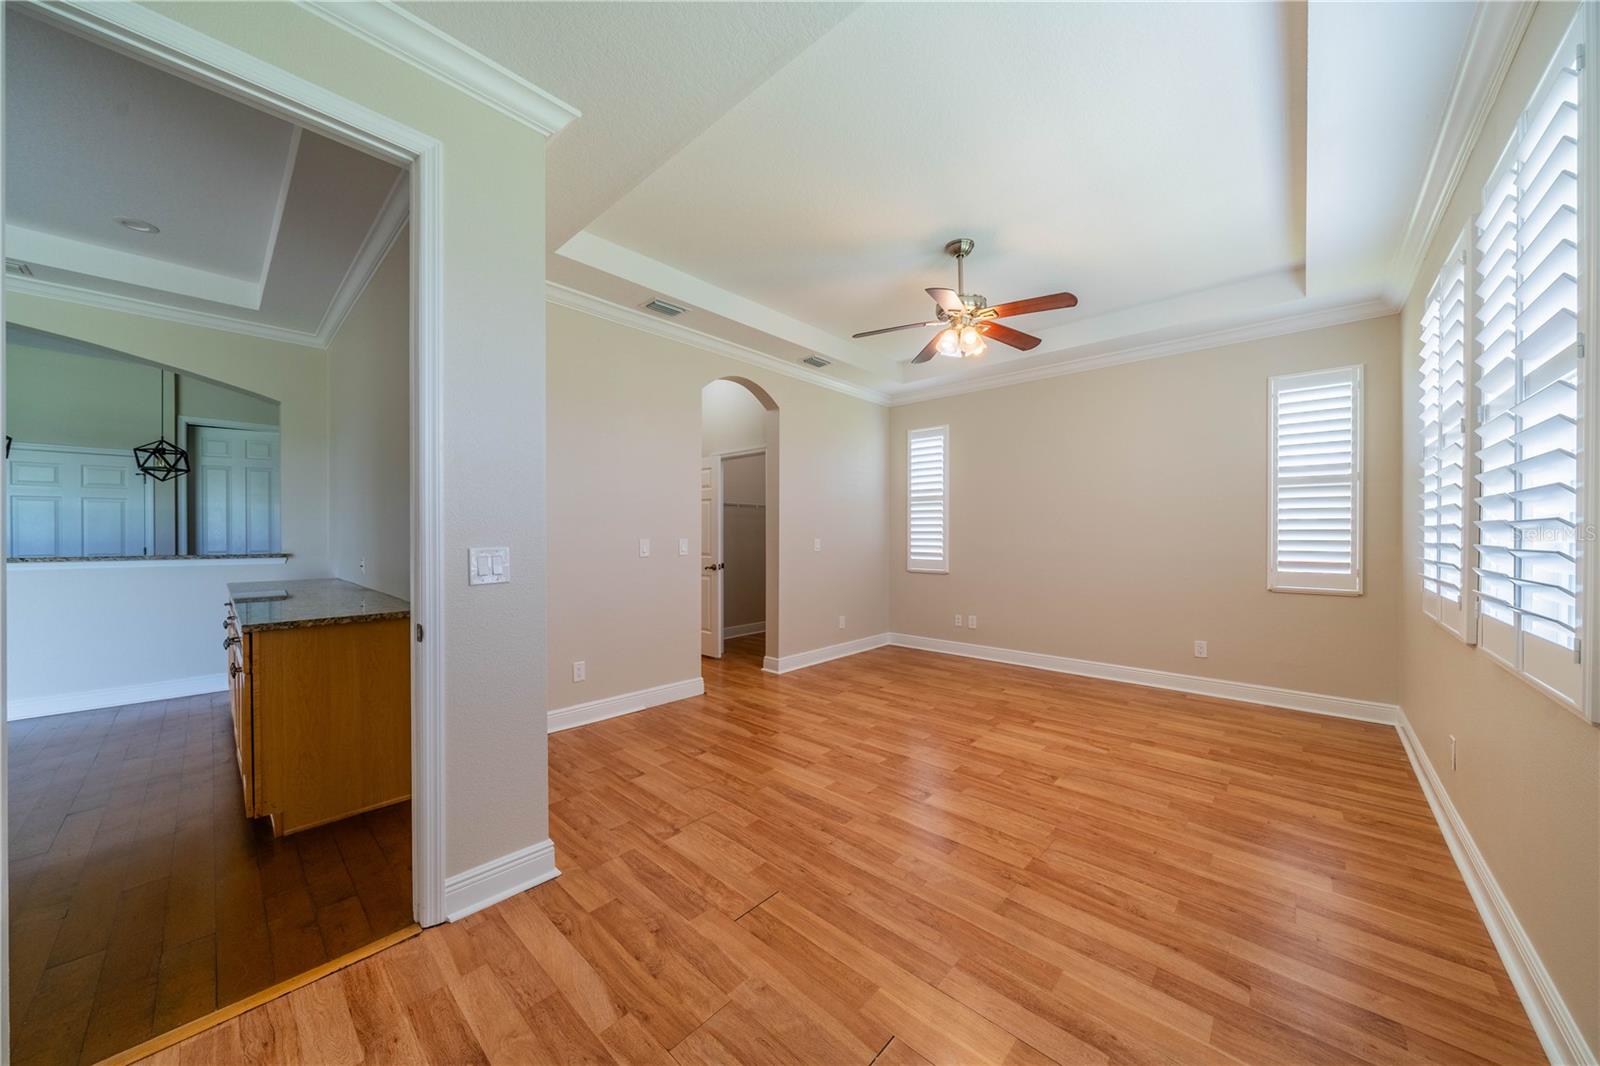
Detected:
left=223, top=636, right=240, bottom=650
left=230, top=663, right=242, bottom=679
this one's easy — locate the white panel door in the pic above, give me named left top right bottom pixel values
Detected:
left=190, top=426, right=281, bottom=554
left=700, top=461, right=724, bottom=658
left=6, top=445, right=148, bottom=557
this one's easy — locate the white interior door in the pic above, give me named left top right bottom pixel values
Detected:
left=7, top=444, right=149, bottom=557
left=190, top=425, right=281, bottom=554
left=700, top=460, right=724, bottom=658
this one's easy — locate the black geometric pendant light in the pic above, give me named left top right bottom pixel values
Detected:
left=133, top=374, right=189, bottom=482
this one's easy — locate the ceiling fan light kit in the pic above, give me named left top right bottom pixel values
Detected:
left=853, top=238, right=1079, bottom=364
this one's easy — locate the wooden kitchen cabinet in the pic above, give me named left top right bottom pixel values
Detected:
left=226, top=579, right=410, bottom=836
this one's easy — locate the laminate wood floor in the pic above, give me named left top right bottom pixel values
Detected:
left=139, top=638, right=1541, bottom=1065
left=8, top=692, right=412, bottom=1066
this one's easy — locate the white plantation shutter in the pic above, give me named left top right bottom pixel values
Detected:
left=907, top=426, right=948, bottom=573
left=1269, top=366, right=1362, bottom=593
left=1472, top=25, right=1585, bottom=708
left=1421, top=237, right=1475, bottom=638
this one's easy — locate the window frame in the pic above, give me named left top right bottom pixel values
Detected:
left=1267, top=364, right=1364, bottom=596
left=906, top=424, right=949, bottom=575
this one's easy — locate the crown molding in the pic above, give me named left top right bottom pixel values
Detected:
left=316, top=171, right=410, bottom=344
left=300, top=1, right=579, bottom=138
left=5, top=273, right=328, bottom=348
left=544, top=282, right=891, bottom=406
left=1387, top=0, right=1535, bottom=303
left=882, top=295, right=1397, bottom=406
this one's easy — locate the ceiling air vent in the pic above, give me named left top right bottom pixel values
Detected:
left=5, top=259, right=33, bottom=277
left=801, top=355, right=831, bottom=369
left=643, top=298, right=685, bottom=317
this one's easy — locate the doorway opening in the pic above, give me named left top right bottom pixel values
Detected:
left=2, top=5, right=435, bottom=1061
left=700, top=378, right=777, bottom=680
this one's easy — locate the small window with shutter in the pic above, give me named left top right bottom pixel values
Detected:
left=1268, top=366, right=1363, bottom=594
left=907, top=426, right=948, bottom=573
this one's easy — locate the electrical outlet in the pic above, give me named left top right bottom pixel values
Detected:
left=1193, top=640, right=1208, bottom=658
left=1450, top=734, right=1457, bottom=770
left=573, top=661, right=586, bottom=683
left=638, top=538, right=650, bottom=558
left=967, top=615, right=977, bottom=630
left=813, top=537, right=822, bottom=552
left=678, top=538, right=688, bottom=556
left=955, top=613, right=964, bottom=628
left=359, top=557, right=366, bottom=573
left=838, top=615, right=846, bottom=630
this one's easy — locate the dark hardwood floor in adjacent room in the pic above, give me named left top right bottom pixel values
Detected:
left=141, top=637, right=1540, bottom=1065
left=8, top=692, right=412, bottom=1066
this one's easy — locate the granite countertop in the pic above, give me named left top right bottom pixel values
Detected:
left=228, top=578, right=410, bottom=632
left=10, top=553, right=291, bottom=563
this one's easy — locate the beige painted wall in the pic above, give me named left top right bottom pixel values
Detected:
left=721, top=451, right=766, bottom=631
left=1398, top=2, right=1598, bottom=1050
left=329, top=231, right=410, bottom=600
left=889, top=314, right=1403, bottom=704
left=548, top=302, right=888, bottom=710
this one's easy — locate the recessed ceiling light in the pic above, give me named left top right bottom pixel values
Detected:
left=116, top=217, right=160, bottom=234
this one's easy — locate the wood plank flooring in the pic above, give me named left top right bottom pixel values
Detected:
left=137, top=637, right=1541, bottom=1064
left=8, top=692, right=412, bottom=1066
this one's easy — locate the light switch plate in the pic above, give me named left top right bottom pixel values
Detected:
left=639, top=538, right=651, bottom=558
left=813, top=537, right=822, bottom=552
left=678, top=538, right=689, bottom=556
left=469, top=547, right=510, bottom=586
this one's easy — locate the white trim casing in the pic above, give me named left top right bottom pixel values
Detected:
left=7, top=673, right=226, bottom=721
left=1396, top=714, right=1598, bottom=1066
left=886, top=633, right=1399, bottom=724
left=301, top=1, right=579, bottom=137
left=547, top=678, right=704, bottom=733
left=442, top=838, right=560, bottom=922
left=762, top=633, right=893, bottom=675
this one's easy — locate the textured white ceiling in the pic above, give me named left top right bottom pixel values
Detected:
left=401, top=1, right=857, bottom=246
left=400, top=0, right=1480, bottom=395
left=4, top=8, right=403, bottom=335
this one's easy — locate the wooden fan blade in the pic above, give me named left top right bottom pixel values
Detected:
left=979, top=321, right=1041, bottom=350
left=910, top=334, right=942, bottom=364
left=926, top=287, right=964, bottom=313
left=852, top=320, right=939, bottom=339
left=988, top=291, right=1078, bottom=319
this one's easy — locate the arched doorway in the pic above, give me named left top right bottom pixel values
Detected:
left=700, top=377, right=778, bottom=674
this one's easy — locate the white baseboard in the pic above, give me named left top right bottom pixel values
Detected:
left=1396, top=714, right=1596, bottom=1066
left=723, top=622, right=766, bottom=639
left=547, top=677, right=704, bottom=733
left=443, top=838, right=560, bottom=922
left=763, top=632, right=891, bottom=674
left=7, top=673, right=228, bottom=721
left=887, top=633, right=1399, bottom=724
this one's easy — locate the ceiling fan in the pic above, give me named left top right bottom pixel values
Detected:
left=853, top=238, right=1078, bottom=363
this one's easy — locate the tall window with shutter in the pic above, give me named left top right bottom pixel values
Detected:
left=1472, top=23, right=1585, bottom=709
left=1268, top=366, right=1362, bottom=594
left=1421, top=235, right=1475, bottom=639
left=907, top=426, right=948, bottom=573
